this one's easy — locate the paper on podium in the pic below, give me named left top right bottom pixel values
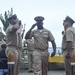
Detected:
left=8, top=62, right=15, bottom=64
left=71, top=62, right=75, bottom=65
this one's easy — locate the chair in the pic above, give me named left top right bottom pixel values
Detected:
left=0, top=58, right=8, bottom=75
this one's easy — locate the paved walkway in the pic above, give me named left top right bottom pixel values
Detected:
left=19, top=70, right=65, bottom=75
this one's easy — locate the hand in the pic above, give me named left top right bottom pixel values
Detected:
left=51, top=51, right=56, bottom=57
left=13, top=24, right=20, bottom=30
left=31, top=23, right=37, bottom=30
left=66, top=53, right=70, bottom=58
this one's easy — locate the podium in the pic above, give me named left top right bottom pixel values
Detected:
left=71, top=51, right=75, bottom=75
left=71, top=63, right=75, bottom=75
left=0, top=58, right=8, bottom=75
left=8, top=52, right=15, bottom=75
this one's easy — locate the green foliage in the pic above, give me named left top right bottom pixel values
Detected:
left=0, top=8, right=25, bottom=39
left=22, top=42, right=28, bottom=58
left=0, top=8, right=13, bottom=32
left=0, top=32, right=5, bottom=40
left=4, top=11, right=9, bottom=31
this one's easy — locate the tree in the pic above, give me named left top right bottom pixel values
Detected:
left=0, top=8, right=13, bottom=32
left=0, top=8, right=25, bottom=39
left=0, top=8, right=27, bottom=59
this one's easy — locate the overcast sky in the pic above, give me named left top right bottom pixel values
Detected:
left=0, top=0, right=75, bottom=47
